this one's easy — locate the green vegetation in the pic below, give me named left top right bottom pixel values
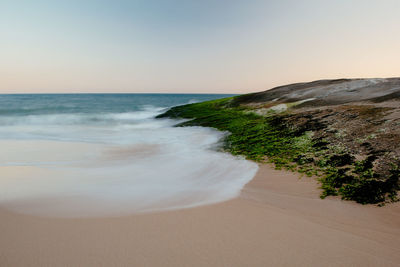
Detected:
left=157, top=97, right=399, bottom=205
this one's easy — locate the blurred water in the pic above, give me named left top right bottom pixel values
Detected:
left=0, top=94, right=258, bottom=217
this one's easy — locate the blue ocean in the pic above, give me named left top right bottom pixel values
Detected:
left=0, top=94, right=258, bottom=217
left=0, top=93, right=232, bottom=125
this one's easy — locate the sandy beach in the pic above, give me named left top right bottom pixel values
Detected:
left=2, top=0, right=400, bottom=265
left=1, top=164, right=399, bottom=267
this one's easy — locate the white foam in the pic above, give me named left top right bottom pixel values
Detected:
left=0, top=109, right=258, bottom=217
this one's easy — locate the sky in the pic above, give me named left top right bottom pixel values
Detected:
left=1, top=0, right=399, bottom=94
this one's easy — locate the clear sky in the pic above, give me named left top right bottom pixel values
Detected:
left=1, top=0, right=399, bottom=93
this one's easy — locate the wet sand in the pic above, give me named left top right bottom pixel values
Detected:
left=0, top=165, right=399, bottom=266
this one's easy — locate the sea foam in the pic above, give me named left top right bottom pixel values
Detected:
left=0, top=100, right=258, bottom=217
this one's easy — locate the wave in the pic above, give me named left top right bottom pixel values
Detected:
left=0, top=95, right=258, bottom=217
left=0, top=105, right=167, bottom=126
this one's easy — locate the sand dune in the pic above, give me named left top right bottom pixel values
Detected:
left=1, top=164, right=399, bottom=266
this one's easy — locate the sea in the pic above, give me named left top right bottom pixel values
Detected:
left=0, top=94, right=258, bottom=217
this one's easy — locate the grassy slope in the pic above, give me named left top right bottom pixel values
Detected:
left=157, top=97, right=399, bottom=205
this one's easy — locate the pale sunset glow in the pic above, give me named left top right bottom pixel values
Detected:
left=1, top=0, right=399, bottom=93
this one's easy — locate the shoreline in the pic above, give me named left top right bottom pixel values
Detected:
left=0, top=139, right=257, bottom=217
left=1, top=164, right=399, bottom=266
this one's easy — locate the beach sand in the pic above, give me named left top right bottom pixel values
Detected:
left=0, top=165, right=399, bottom=266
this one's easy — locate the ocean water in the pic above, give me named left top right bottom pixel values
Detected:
left=0, top=94, right=258, bottom=217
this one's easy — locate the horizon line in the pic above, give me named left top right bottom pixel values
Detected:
left=0, top=92, right=240, bottom=95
